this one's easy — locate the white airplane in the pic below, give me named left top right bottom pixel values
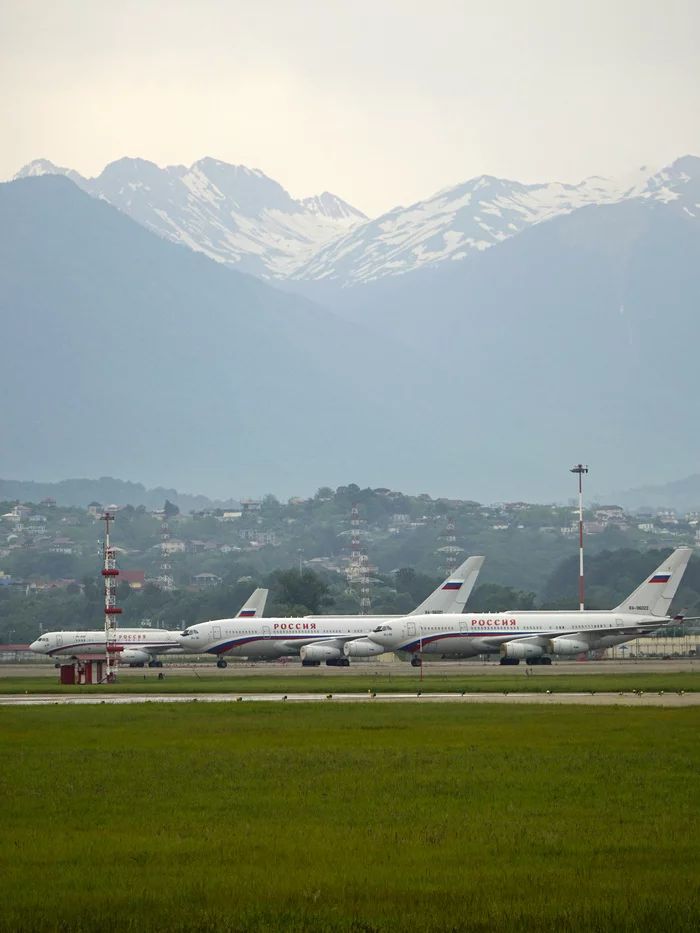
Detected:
left=179, top=555, right=485, bottom=667
left=29, top=587, right=269, bottom=667
left=353, top=548, right=693, bottom=666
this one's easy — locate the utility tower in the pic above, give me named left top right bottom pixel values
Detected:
left=347, top=502, right=371, bottom=614
left=437, top=515, right=463, bottom=578
left=570, top=464, right=589, bottom=610
left=159, top=511, right=174, bottom=590
left=101, top=511, right=122, bottom=684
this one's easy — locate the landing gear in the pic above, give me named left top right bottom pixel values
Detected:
left=148, top=660, right=157, bottom=668
left=500, top=657, right=520, bottom=666
left=129, top=662, right=145, bottom=668
left=216, top=658, right=228, bottom=669
left=525, top=657, right=552, bottom=666
left=302, top=659, right=321, bottom=667
left=325, top=658, right=351, bottom=667
left=411, top=657, right=421, bottom=667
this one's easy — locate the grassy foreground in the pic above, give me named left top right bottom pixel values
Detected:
left=2, top=704, right=700, bottom=933
left=1, top=669, right=700, bottom=695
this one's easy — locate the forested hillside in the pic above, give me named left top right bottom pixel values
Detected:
left=2, top=482, right=698, bottom=644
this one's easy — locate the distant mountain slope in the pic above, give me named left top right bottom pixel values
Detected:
left=4, top=174, right=700, bottom=503
left=0, top=176, right=447, bottom=499
left=0, top=477, right=238, bottom=511
left=15, top=155, right=700, bottom=289
left=13, top=158, right=367, bottom=278
left=292, top=195, right=700, bottom=498
left=608, top=475, right=700, bottom=512
left=291, top=156, right=700, bottom=286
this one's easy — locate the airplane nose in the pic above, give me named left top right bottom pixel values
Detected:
left=29, top=640, right=41, bottom=652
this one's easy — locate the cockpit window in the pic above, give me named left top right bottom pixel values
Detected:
left=372, top=625, right=392, bottom=633
left=182, top=628, right=199, bottom=637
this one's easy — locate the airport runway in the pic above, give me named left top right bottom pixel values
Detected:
left=1, top=691, right=698, bottom=707
left=3, top=659, right=700, bottom=678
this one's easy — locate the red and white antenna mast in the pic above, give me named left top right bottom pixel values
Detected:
left=101, top=511, right=122, bottom=683
left=160, top=511, right=174, bottom=590
left=438, top=514, right=463, bottom=578
left=347, top=502, right=371, bottom=614
left=570, top=464, right=588, bottom=611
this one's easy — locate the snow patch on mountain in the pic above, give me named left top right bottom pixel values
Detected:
left=292, top=156, right=700, bottom=285
left=13, top=158, right=368, bottom=278
left=14, top=154, right=700, bottom=286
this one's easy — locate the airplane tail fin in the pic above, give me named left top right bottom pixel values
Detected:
left=409, top=556, right=485, bottom=615
left=236, top=588, right=269, bottom=618
left=613, top=548, right=693, bottom=617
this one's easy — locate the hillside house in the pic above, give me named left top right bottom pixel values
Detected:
left=657, top=509, right=678, bottom=524
left=191, top=572, right=221, bottom=588
left=119, top=570, right=146, bottom=589
left=594, top=506, right=627, bottom=527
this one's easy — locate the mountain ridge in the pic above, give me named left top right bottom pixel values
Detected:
left=15, top=154, right=700, bottom=287
left=13, top=157, right=367, bottom=278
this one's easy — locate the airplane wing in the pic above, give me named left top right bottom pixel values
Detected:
left=280, top=633, right=363, bottom=652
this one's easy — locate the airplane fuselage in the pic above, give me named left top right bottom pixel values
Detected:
left=30, top=630, right=184, bottom=660
left=180, top=616, right=389, bottom=658
left=370, top=610, right=670, bottom=659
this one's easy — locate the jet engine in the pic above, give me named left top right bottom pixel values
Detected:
left=547, top=638, right=591, bottom=655
left=300, top=645, right=342, bottom=661
left=500, top=641, right=544, bottom=659
left=344, top=639, right=384, bottom=658
left=118, top=649, right=152, bottom=665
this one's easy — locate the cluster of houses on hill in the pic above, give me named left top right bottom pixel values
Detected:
left=3, top=491, right=700, bottom=594
left=0, top=501, right=84, bottom=561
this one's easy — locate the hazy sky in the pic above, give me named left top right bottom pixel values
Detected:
left=3, top=0, right=699, bottom=215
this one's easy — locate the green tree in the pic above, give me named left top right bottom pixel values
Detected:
left=163, top=499, right=180, bottom=519
left=269, top=569, right=333, bottom=615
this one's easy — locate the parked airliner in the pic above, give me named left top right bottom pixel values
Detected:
left=179, top=556, right=485, bottom=667
left=29, top=587, right=269, bottom=667
left=353, top=548, right=693, bottom=665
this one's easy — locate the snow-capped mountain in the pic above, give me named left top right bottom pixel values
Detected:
left=14, top=155, right=700, bottom=287
left=13, top=157, right=367, bottom=278
left=291, top=156, right=700, bottom=286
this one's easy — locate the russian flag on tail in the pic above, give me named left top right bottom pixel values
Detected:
left=238, top=609, right=256, bottom=617
left=649, top=573, right=672, bottom=584
left=442, top=581, right=463, bottom=590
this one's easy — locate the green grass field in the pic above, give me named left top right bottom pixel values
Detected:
left=1, top=704, right=699, bottom=932
left=1, top=670, right=700, bottom=695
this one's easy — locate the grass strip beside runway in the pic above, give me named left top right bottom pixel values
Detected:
left=1, top=670, right=699, bottom=695
left=1, top=703, right=699, bottom=932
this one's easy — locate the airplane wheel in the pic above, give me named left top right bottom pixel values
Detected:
left=411, top=657, right=421, bottom=667
left=341, top=658, right=350, bottom=667
left=148, top=661, right=157, bottom=668
left=54, top=662, right=61, bottom=669
left=541, top=657, right=552, bottom=666
left=216, top=659, right=228, bottom=669
left=156, top=661, right=164, bottom=668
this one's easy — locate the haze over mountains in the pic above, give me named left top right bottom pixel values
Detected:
left=3, top=154, right=700, bottom=501
left=15, top=155, right=700, bottom=287
left=15, top=158, right=367, bottom=278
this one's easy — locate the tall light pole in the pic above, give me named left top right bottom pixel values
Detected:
left=570, top=464, right=588, bottom=611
